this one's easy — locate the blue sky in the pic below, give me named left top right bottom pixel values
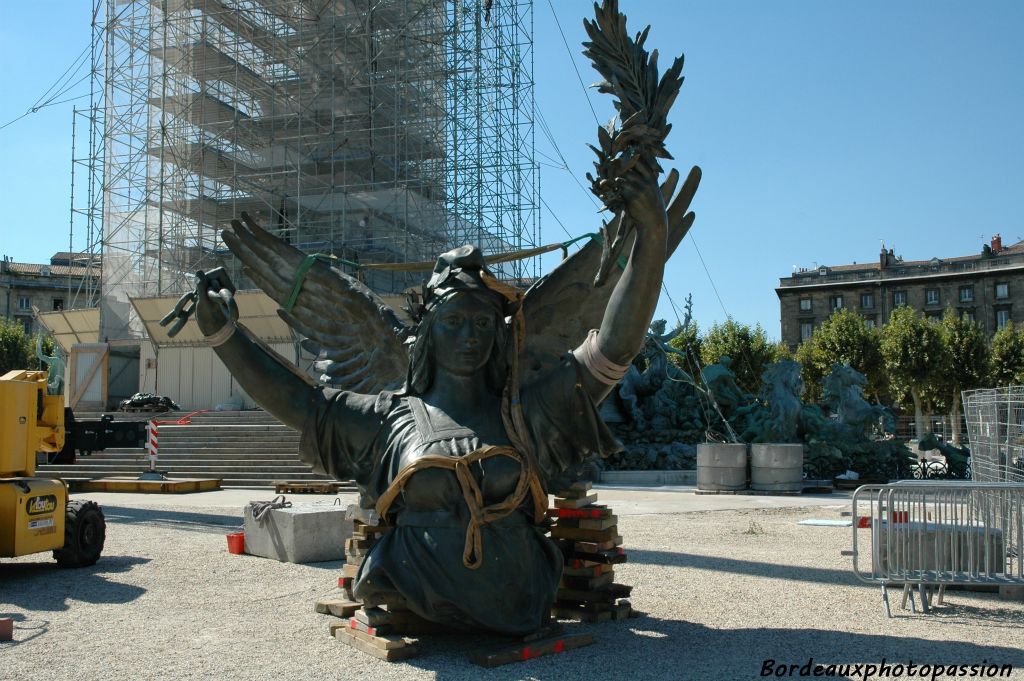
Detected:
left=2, top=1, right=1023, bottom=339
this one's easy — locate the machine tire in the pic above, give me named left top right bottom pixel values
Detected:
left=53, top=500, right=106, bottom=568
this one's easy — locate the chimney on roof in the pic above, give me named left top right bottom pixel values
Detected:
left=880, top=247, right=897, bottom=270
left=992, top=234, right=1003, bottom=254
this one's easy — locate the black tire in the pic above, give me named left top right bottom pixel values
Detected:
left=53, top=500, right=106, bottom=568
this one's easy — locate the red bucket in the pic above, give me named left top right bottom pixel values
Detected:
left=226, top=532, right=245, bottom=555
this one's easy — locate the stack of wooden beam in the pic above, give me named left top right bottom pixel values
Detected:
left=548, top=482, right=633, bottom=622
left=339, top=506, right=390, bottom=601
left=331, top=604, right=426, bottom=661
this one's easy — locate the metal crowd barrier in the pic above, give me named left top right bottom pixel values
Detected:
left=848, top=482, right=1024, bottom=616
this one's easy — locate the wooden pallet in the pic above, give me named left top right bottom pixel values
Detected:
left=548, top=482, right=634, bottom=623
left=470, top=632, right=596, bottom=667
left=79, top=477, right=221, bottom=494
left=273, top=480, right=341, bottom=494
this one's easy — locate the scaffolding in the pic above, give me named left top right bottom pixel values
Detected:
left=963, top=386, right=1024, bottom=483
left=75, top=0, right=538, bottom=338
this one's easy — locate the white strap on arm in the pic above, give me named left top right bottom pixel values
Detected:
left=205, top=321, right=237, bottom=348
left=574, top=329, right=631, bottom=385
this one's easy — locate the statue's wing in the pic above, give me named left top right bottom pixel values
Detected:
left=222, top=214, right=411, bottom=393
left=521, top=166, right=700, bottom=382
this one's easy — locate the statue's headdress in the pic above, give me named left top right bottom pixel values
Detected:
left=405, top=245, right=522, bottom=326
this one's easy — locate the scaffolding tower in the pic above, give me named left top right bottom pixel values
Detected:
left=75, top=0, right=538, bottom=338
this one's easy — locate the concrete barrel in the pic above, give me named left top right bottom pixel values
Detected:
left=696, top=443, right=748, bottom=491
left=750, top=443, right=804, bottom=492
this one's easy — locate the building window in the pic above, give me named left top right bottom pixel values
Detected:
left=926, top=289, right=940, bottom=306
left=961, top=309, right=976, bottom=323
left=20, top=318, right=32, bottom=333
left=52, top=298, right=64, bottom=311
left=959, top=285, right=974, bottom=303
left=799, top=298, right=812, bottom=312
left=864, top=317, right=876, bottom=329
left=893, top=291, right=907, bottom=307
left=996, top=282, right=1009, bottom=300
left=800, top=322, right=814, bottom=342
left=860, top=293, right=874, bottom=309
left=926, top=312, right=942, bottom=322
left=17, top=296, right=30, bottom=310
left=997, top=308, right=1011, bottom=330
left=831, top=295, right=843, bottom=311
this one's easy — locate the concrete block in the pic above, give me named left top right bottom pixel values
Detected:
left=873, top=522, right=1005, bottom=576
left=999, top=585, right=1024, bottom=601
left=243, top=503, right=352, bottom=564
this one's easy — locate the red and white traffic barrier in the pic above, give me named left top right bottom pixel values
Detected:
left=147, top=419, right=159, bottom=471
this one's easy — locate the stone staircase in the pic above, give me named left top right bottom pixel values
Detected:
left=36, top=410, right=347, bottom=488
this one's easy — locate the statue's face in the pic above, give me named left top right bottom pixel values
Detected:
left=431, top=292, right=498, bottom=377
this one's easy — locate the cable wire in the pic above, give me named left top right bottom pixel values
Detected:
left=546, top=0, right=600, bottom=126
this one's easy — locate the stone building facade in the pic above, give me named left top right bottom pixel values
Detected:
left=777, top=235, right=1024, bottom=350
left=1, top=253, right=99, bottom=334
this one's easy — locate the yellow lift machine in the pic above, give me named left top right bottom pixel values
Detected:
left=0, top=369, right=105, bottom=566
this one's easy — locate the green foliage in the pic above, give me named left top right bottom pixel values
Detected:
left=794, top=308, right=885, bottom=403
left=38, top=333, right=55, bottom=359
left=939, top=306, right=989, bottom=404
left=989, top=320, right=1024, bottom=386
left=880, top=306, right=950, bottom=437
left=666, top=321, right=702, bottom=372
left=699, top=319, right=783, bottom=394
left=0, top=317, right=35, bottom=375
left=773, top=342, right=794, bottom=362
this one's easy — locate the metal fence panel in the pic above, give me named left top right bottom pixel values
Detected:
left=963, top=387, right=1024, bottom=483
left=848, top=482, right=1024, bottom=615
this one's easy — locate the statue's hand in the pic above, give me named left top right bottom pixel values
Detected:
left=620, top=165, right=668, bottom=235
left=159, top=267, right=238, bottom=337
left=194, top=268, right=238, bottom=335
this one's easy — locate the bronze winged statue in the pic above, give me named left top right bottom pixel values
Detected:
left=161, top=1, right=699, bottom=636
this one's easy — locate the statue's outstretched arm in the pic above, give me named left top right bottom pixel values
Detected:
left=189, top=268, right=318, bottom=431
left=576, top=167, right=668, bottom=403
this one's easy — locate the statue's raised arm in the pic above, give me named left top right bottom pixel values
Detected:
left=160, top=213, right=411, bottom=431
left=522, top=0, right=698, bottom=404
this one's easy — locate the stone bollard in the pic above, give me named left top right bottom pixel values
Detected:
left=696, top=443, right=748, bottom=491
left=750, top=443, right=804, bottom=493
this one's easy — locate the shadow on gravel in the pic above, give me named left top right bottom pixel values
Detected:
left=399, top=614, right=1024, bottom=680
left=630, top=548, right=860, bottom=587
left=0, top=614, right=50, bottom=646
left=0, top=555, right=149, bottom=614
left=101, top=506, right=242, bottom=534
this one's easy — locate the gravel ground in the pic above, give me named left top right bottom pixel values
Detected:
left=3, top=496, right=1024, bottom=681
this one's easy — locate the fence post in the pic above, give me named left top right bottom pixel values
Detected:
left=147, top=419, right=158, bottom=471
left=138, top=418, right=167, bottom=481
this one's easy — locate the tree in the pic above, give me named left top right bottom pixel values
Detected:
left=879, top=306, right=950, bottom=439
left=938, top=308, right=989, bottom=444
left=700, top=319, right=784, bottom=395
left=794, top=308, right=885, bottom=403
left=666, top=320, right=702, bottom=375
left=0, top=318, right=34, bottom=375
left=989, top=320, right=1024, bottom=387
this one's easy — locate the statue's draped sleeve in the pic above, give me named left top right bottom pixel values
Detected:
left=298, top=387, right=382, bottom=484
left=521, top=353, right=623, bottom=484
